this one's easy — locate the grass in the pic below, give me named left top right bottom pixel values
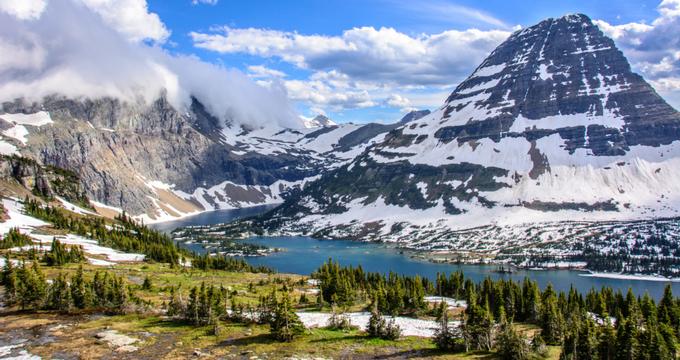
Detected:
left=0, top=259, right=564, bottom=359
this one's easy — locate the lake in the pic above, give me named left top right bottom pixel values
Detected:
left=152, top=208, right=680, bottom=300
left=150, top=205, right=278, bottom=234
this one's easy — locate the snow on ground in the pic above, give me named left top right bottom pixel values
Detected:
left=56, top=197, right=97, bottom=216
left=424, top=296, right=467, bottom=309
left=0, top=112, right=53, bottom=126
left=0, top=343, right=40, bottom=360
left=0, top=199, right=49, bottom=235
left=0, top=198, right=144, bottom=265
left=579, top=272, right=680, bottom=282
left=0, top=140, right=17, bottom=155
left=87, top=257, right=116, bottom=266
left=2, top=125, right=29, bottom=144
left=296, top=311, right=454, bottom=337
left=30, top=234, right=145, bottom=263
left=0, top=111, right=53, bottom=149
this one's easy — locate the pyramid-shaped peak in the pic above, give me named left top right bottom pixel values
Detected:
left=433, top=13, right=680, bottom=155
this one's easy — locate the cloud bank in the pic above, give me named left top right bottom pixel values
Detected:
left=595, top=0, right=680, bottom=101
left=191, top=25, right=509, bottom=113
left=0, top=0, right=301, bottom=129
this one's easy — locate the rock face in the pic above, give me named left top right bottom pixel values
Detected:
left=253, top=14, right=680, bottom=249
left=0, top=155, right=89, bottom=205
left=0, top=96, right=407, bottom=220
left=1, top=96, right=325, bottom=218
left=436, top=13, right=680, bottom=154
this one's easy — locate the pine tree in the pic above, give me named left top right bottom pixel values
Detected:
left=47, top=273, right=71, bottom=312
left=615, top=318, right=639, bottom=360
left=496, top=321, right=530, bottom=360
left=316, top=287, right=324, bottom=309
left=1, top=256, right=17, bottom=304
left=166, top=286, right=185, bottom=317
left=433, top=306, right=462, bottom=351
left=596, top=317, right=617, bottom=360
left=540, top=284, right=564, bottom=345
left=16, top=261, right=47, bottom=310
left=269, top=291, right=304, bottom=342
left=70, top=265, right=90, bottom=309
left=141, top=276, right=152, bottom=291
left=367, top=304, right=388, bottom=338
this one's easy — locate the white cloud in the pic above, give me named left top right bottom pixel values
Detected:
left=595, top=0, right=680, bottom=102
left=385, top=94, right=411, bottom=108
left=0, top=0, right=169, bottom=43
left=0, top=0, right=300, bottom=129
left=190, top=26, right=510, bottom=87
left=80, top=0, right=170, bottom=43
left=0, top=0, right=47, bottom=20
left=192, top=0, right=218, bottom=5
left=247, top=65, right=286, bottom=78
left=284, top=79, right=376, bottom=110
left=188, top=8, right=511, bottom=113
left=387, top=0, right=510, bottom=29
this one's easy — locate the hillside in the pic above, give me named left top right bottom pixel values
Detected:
left=244, top=14, right=680, bottom=271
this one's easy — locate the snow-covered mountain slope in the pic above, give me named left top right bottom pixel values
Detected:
left=301, top=114, right=337, bottom=128
left=0, top=96, right=406, bottom=222
left=252, top=14, right=680, bottom=251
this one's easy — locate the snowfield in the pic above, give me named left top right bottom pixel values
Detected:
left=0, top=198, right=145, bottom=265
left=296, top=311, right=457, bottom=338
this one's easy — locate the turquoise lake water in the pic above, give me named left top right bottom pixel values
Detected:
left=151, top=207, right=680, bottom=300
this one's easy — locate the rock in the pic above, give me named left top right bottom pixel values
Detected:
left=116, top=345, right=139, bottom=353
left=95, top=330, right=138, bottom=348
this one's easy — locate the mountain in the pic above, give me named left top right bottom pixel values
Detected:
left=398, top=110, right=431, bottom=124
left=302, top=114, right=337, bottom=128
left=0, top=96, right=406, bottom=222
left=250, top=14, right=680, bottom=254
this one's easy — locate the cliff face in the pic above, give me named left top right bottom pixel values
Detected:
left=0, top=96, right=320, bottom=217
left=0, top=155, right=89, bottom=206
left=0, top=95, right=402, bottom=220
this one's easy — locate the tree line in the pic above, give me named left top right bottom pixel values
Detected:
left=313, top=259, right=429, bottom=315
left=23, top=197, right=182, bottom=264
left=1, top=261, right=138, bottom=313
left=191, top=253, right=272, bottom=273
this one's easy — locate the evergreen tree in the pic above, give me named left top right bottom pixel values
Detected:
left=367, top=305, right=388, bottom=338
left=433, top=306, right=463, bottom=351
left=615, top=318, right=639, bottom=360
left=16, top=261, right=47, bottom=310
left=166, top=286, right=184, bottom=317
left=70, top=265, right=90, bottom=309
left=540, top=284, right=564, bottom=345
left=269, top=291, right=304, bottom=342
left=47, top=273, right=71, bottom=311
left=496, top=321, right=530, bottom=360
left=142, top=276, right=152, bottom=291
left=462, top=295, right=496, bottom=351
left=1, top=255, right=17, bottom=304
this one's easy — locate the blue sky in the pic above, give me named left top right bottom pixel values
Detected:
left=140, top=0, right=677, bottom=124
left=1, top=0, right=678, bottom=126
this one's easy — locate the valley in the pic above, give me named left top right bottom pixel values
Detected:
left=1, top=1, right=680, bottom=358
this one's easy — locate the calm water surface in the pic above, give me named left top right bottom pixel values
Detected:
left=150, top=205, right=278, bottom=234
left=153, top=208, right=680, bottom=300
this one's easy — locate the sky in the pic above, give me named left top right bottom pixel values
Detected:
left=0, top=0, right=679, bottom=126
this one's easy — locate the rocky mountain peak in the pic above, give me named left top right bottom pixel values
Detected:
left=398, top=110, right=431, bottom=124
left=302, top=114, right=337, bottom=128
left=434, top=12, right=680, bottom=155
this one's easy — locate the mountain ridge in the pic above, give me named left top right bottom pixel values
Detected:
left=242, top=13, right=680, bottom=253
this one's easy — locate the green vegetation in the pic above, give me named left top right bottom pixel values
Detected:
left=23, top=197, right=182, bottom=264
left=192, top=253, right=272, bottom=273
left=1, top=262, right=135, bottom=313
left=0, top=227, right=33, bottom=249
left=313, top=258, right=428, bottom=314
left=43, top=238, right=85, bottom=266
